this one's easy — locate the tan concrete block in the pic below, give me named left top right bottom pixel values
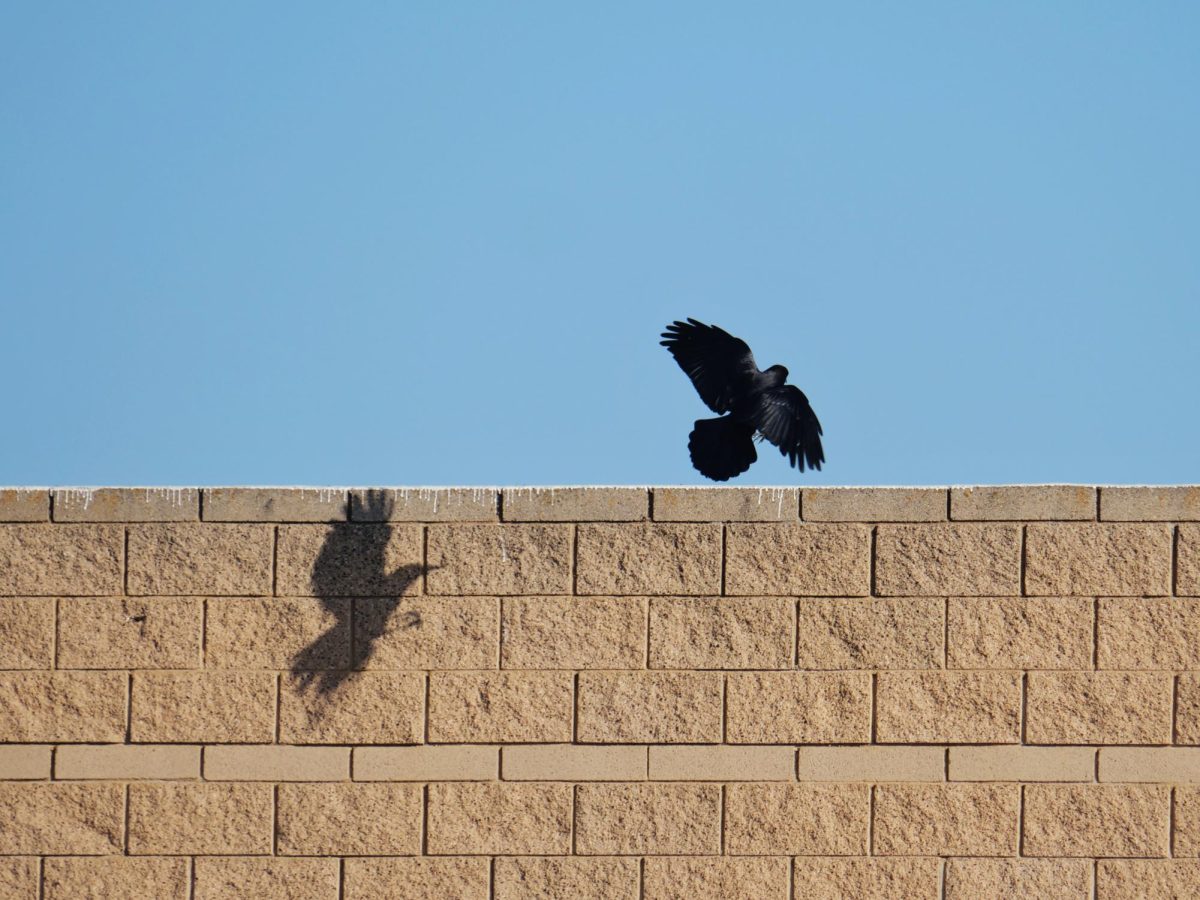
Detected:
left=427, top=782, right=571, bottom=854
left=344, top=858, right=490, bottom=900
left=644, top=857, right=789, bottom=900
left=0, top=783, right=123, bottom=854
left=56, top=744, right=200, bottom=779
left=873, top=783, right=1019, bottom=855
left=725, top=524, right=870, bottom=596
left=349, top=487, right=498, bottom=522
left=276, top=783, right=422, bottom=855
left=724, top=783, right=868, bottom=854
left=131, top=672, right=275, bottom=743
left=1179, top=525, right=1200, bottom=596
left=503, top=596, right=643, bottom=669
left=726, top=672, right=871, bottom=743
left=796, top=746, right=945, bottom=782
left=360, top=596, right=498, bottom=669
left=804, top=487, right=946, bottom=522
left=0, top=598, right=54, bottom=668
left=58, top=597, right=201, bottom=669
left=1026, top=672, right=1172, bottom=744
left=577, top=672, right=722, bottom=743
left=945, top=859, right=1091, bottom=900
left=194, top=857, right=339, bottom=900
left=948, top=596, right=1093, bottom=669
left=503, top=744, right=646, bottom=780
left=495, top=857, right=640, bottom=900
left=796, top=597, right=943, bottom=669
left=876, top=671, right=1021, bottom=743
left=1024, top=784, right=1169, bottom=857
left=0, top=745, right=51, bottom=779
left=203, top=487, right=347, bottom=522
left=1100, top=748, right=1200, bottom=783
left=0, top=858, right=37, bottom=900
left=276, top=523, right=423, bottom=596
left=1176, top=787, right=1200, bottom=855
left=0, top=671, right=126, bottom=742
left=1177, top=674, right=1200, bottom=744
left=206, top=596, right=350, bottom=669
left=951, top=485, right=1096, bottom=521
left=0, top=525, right=122, bottom=595
left=648, top=745, right=793, bottom=780
left=1098, top=861, right=1200, bottom=900
left=576, top=524, right=721, bottom=595
left=128, top=783, right=273, bottom=855
left=652, top=487, right=799, bottom=522
left=949, top=746, right=1094, bottom=781
left=502, top=486, right=648, bottom=521
left=1025, top=523, right=1173, bottom=596
left=45, top=858, right=189, bottom=900
left=0, top=488, right=48, bottom=522
left=875, top=524, right=1021, bottom=596
left=429, top=672, right=572, bottom=742
left=575, top=782, right=721, bottom=854
left=204, top=746, right=349, bottom=781
left=127, top=524, right=273, bottom=596
left=53, top=487, right=199, bottom=522
left=280, top=672, right=424, bottom=744
left=1099, top=598, right=1200, bottom=668
left=650, top=596, right=791, bottom=669
left=354, top=745, right=498, bottom=781
left=427, top=524, right=572, bottom=595
left=792, top=858, right=941, bottom=900
left=1101, top=485, right=1200, bottom=521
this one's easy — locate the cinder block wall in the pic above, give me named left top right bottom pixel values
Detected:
left=1, top=485, right=1200, bottom=898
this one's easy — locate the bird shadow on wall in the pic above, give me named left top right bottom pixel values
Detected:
left=291, top=490, right=432, bottom=695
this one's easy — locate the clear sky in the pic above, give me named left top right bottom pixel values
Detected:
left=2, top=4, right=1197, bottom=486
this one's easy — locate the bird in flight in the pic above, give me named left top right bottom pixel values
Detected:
left=661, top=318, right=824, bottom=481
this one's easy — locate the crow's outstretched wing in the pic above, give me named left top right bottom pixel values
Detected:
left=660, top=318, right=759, bottom=414
left=752, top=385, right=825, bottom=472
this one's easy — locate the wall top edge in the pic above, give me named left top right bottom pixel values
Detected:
left=4, top=484, right=1199, bottom=491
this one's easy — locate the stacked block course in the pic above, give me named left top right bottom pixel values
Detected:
left=1, top=484, right=1200, bottom=898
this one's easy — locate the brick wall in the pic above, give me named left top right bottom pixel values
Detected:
left=1, top=484, right=1199, bottom=898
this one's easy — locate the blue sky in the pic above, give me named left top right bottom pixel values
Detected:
left=2, top=4, right=1197, bottom=486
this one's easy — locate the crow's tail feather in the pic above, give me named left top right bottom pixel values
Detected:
left=688, top=417, right=757, bottom=482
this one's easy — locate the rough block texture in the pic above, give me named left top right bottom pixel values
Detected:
left=1, top=483, right=1198, bottom=890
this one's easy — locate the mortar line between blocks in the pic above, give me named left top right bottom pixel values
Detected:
left=1170, top=785, right=1177, bottom=857
left=939, top=858, right=947, bottom=900
left=1021, top=673, right=1029, bottom=744
left=38, top=851, right=46, bottom=900
left=1020, top=524, right=1028, bottom=597
left=867, top=784, right=875, bottom=855
left=1173, top=525, right=1180, bottom=597
left=123, top=527, right=130, bottom=596
left=1174, top=674, right=1181, bottom=745
left=123, top=783, right=131, bottom=855
left=719, top=524, right=727, bottom=596
left=271, top=526, right=280, bottom=597
left=1018, top=783, right=1027, bottom=857
left=1091, top=859, right=1098, bottom=900
left=272, top=783, right=280, bottom=856
left=1092, top=597, right=1100, bottom=670
left=571, top=524, right=579, bottom=595
left=338, top=857, right=345, bottom=900
left=869, top=527, right=877, bottom=597
left=125, top=672, right=133, bottom=744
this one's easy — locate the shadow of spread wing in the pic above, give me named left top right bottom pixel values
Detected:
left=751, top=385, right=825, bottom=472
left=660, top=318, right=759, bottom=414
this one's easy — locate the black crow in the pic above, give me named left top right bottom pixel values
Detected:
left=661, top=318, right=825, bottom=481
